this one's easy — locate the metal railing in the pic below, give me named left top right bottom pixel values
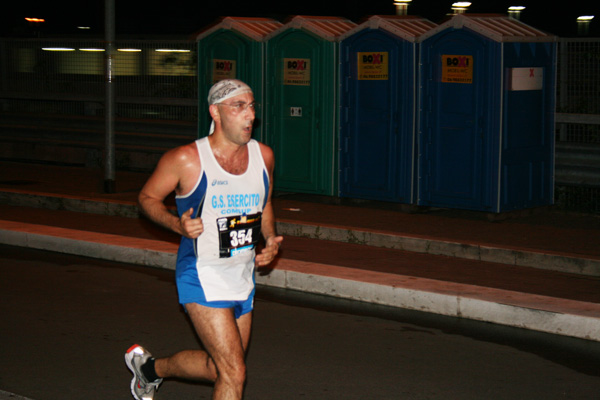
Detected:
left=0, top=38, right=197, bottom=120
left=555, top=38, right=600, bottom=213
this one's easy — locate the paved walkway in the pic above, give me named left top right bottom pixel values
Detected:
left=0, top=390, right=34, bottom=400
left=1, top=161, right=600, bottom=342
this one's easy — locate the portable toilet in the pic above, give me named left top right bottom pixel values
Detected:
left=418, top=14, right=557, bottom=213
left=196, top=17, right=283, bottom=141
left=339, top=15, right=437, bottom=203
left=265, top=16, right=357, bottom=196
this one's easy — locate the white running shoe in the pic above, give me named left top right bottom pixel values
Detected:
left=125, top=344, right=163, bottom=400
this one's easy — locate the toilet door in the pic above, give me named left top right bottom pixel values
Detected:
left=420, top=30, right=491, bottom=211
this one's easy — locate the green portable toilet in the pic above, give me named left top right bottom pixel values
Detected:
left=265, top=16, right=357, bottom=196
left=196, top=17, right=283, bottom=141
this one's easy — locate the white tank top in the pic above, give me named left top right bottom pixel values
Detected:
left=175, top=137, right=269, bottom=301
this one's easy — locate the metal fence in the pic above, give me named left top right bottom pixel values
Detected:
left=555, top=38, right=600, bottom=213
left=0, top=37, right=599, bottom=213
left=0, top=38, right=197, bottom=120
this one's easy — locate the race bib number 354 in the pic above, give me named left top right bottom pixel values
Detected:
left=217, top=212, right=262, bottom=258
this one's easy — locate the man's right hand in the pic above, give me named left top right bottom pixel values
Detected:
left=180, top=207, right=204, bottom=239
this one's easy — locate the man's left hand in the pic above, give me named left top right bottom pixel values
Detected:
left=255, top=236, right=283, bottom=267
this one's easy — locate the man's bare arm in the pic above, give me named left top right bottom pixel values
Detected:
left=138, top=145, right=203, bottom=239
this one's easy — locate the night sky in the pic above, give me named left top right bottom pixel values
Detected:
left=1, top=0, right=598, bottom=38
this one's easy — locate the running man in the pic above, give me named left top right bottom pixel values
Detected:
left=125, top=79, right=282, bottom=400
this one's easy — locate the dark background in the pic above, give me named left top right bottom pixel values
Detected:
left=1, top=0, right=597, bottom=38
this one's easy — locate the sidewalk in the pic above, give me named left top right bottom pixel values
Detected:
left=1, top=161, right=600, bottom=342
left=0, top=390, right=34, bottom=400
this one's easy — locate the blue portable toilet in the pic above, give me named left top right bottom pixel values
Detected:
left=196, top=17, right=283, bottom=141
left=418, top=14, right=557, bottom=213
left=265, top=16, right=357, bottom=196
left=339, top=15, right=437, bottom=203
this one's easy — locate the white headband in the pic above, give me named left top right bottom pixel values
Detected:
left=207, top=79, right=253, bottom=134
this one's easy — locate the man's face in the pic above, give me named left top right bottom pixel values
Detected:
left=215, top=92, right=256, bottom=146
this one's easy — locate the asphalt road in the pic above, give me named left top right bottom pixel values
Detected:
left=1, top=245, right=600, bottom=400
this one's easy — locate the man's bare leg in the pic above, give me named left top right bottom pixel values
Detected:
left=153, top=303, right=252, bottom=399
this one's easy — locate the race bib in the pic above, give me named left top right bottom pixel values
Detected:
left=217, top=212, right=262, bottom=258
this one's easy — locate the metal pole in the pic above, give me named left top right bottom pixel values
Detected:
left=558, top=40, right=568, bottom=142
left=104, top=0, right=116, bottom=193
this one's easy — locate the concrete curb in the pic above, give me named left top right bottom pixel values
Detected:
left=0, top=190, right=141, bottom=218
left=276, top=221, right=600, bottom=277
left=2, top=223, right=600, bottom=342
left=258, top=259, right=600, bottom=342
left=3, top=190, right=600, bottom=277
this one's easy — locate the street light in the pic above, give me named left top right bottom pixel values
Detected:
left=508, top=6, right=526, bottom=20
left=577, top=15, right=594, bottom=36
left=451, top=2, right=471, bottom=14
left=41, top=47, right=75, bottom=51
left=24, top=17, right=45, bottom=36
left=393, top=0, right=412, bottom=16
